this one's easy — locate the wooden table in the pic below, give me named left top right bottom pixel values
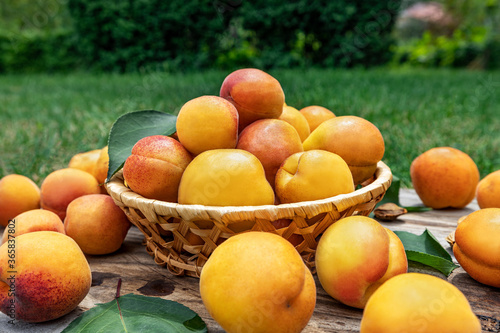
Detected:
left=0, top=189, right=499, bottom=333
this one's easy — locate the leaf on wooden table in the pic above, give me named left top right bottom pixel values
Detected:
left=394, top=229, right=459, bottom=277
left=106, top=110, right=177, bottom=181
left=62, top=293, right=207, bottom=333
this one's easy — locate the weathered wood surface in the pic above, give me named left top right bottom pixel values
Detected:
left=0, top=189, right=499, bottom=333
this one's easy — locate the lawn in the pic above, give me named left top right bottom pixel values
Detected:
left=1, top=68, right=499, bottom=187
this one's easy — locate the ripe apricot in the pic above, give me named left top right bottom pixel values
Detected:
left=360, top=273, right=481, bottom=333
left=410, top=147, right=479, bottom=209
left=176, top=95, right=239, bottom=156
left=68, top=149, right=101, bottom=175
left=453, top=208, right=500, bottom=287
left=278, top=105, right=311, bottom=142
left=0, top=174, right=40, bottom=227
left=1, top=209, right=64, bottom=244
left=476, top=170, right=500, bottom=209
left=303, top=116, right=385, bottom=185
left=123, top=135, right=192, bottom=202
left=40, top=168, right=101, bottom=220
left=275, top=150, right=354, bottom=204
left=299, top=105, right=336, bottom=132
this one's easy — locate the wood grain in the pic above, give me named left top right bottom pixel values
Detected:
left=0, top=189, right=498, bottom=333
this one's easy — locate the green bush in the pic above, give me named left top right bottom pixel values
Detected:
left=0, top=29, right=79, bottom=73
left=68, top=0, right=401, bottom=72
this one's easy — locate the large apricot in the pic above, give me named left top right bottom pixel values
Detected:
left=299, top=105, right=336, bottom=132
left=303, top=116, right=385, bottom=185
left=123, top=135, right=192, bottom=202
left=453, top=208, right=500, bottom=287
left=40, top=168, right=101, bottom=220
left=410, top=147, right=479, bottom=209
left=476, top=170, right=500, bottom=209
left=200, top=232, right=316, bottom=333
left=178, top=149, right=275, bottom=206
left=0, top=231, right=92, bottom=323
left=0, top=174, right=40, bottom=227
left=278, top=105, right=310, bottom=142
left=1, top=209, right=64, bottom=244
left=236, top=119, right=303, bottom=187
left=316, top=216, right=407, bottom=309
left=275, top=150, right=354, bottom=204
left=360, top=273, right=481, bottom=333
left=65, top=194, right=131, bottom=255
left=176, top=95, right=239, bottom=156
left=220, top=68, right=285, bottom=131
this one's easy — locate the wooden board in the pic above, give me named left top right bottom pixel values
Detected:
left=0, top=189, right=498, bottom=333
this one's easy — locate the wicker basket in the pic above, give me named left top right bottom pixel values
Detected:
left=106, top=161, right=392, bottom=278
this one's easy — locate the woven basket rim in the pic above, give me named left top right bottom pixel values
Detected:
left=106, top=160, right=392, bottom=224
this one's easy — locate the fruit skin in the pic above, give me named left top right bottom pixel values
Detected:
left=236, top=119, right=303, bottom=187
left=0, top=174, right=40, bottom=227
left=178, top=149, right=275, bottom=206
left=275, top=150, right=354, bottom=204
left=476, top=170, right=500, bottom=209
left=1, top=209, right=64, bottom=244
left=303, top=115, right=385, bottom=185
left=0, top=231, right=92, bottom=323
left=93, top=146, right=110, bottom=194
left=299, top=105, right=336, bottom=132
left=176, top=95, right=239, bottom=156
left=360, top=273, right=481, bottom=333
left=199, top=231, right=316, bottom=333
left=278, top=105, right=311, bottom=142
left=68, top=149, right=101, bottom=175
left=220, top=68, right=285, bottom=131
left=40, top=168, right=101, bottom=220
left=453, top=208, right=500, bottom=287
left=123, top=135, right=192, bottom=202
left=410, top=147, right=479, bottom=209
left=315, top=216, right=407, bottom=309
left=65, top=194, right=131, bottom=255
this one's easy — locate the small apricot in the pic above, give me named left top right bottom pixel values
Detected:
left=299, top=105, right=336, bottom=132
left=1, top=209, right=64, bottom=244
left=476, top=170, right=500, bottom=209
left=0, top=174, right=40, bottom=227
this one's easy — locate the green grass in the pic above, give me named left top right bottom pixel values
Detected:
left=1, top=68, right=499, bottom=187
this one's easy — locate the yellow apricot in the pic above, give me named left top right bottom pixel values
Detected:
left=0, top=174, right=40, bottom=227
left=299, top=105, right=336, bottom=132
left=476, top=170, right=500, bottom=209
left=279, top=105, right=311, bottom=142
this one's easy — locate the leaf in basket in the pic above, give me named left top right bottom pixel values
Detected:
left=62, top=293, right=207, bottom=333
left=106, top=110, right=177, bottom=181
left=394, top=229, right=459, bottom=277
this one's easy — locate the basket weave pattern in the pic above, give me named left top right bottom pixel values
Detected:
left=107, top=161, right=392, bottom=278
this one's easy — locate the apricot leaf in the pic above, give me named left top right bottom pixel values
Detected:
left=62, top=293, right=207, bottom=333
left=394, top=229, right=459, bottom=276
left=106, top=110, right=177, bottom=181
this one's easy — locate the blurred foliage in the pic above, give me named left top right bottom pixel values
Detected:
left=392, top=0, right=500, bottom=68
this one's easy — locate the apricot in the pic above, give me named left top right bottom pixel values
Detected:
left=1, top=209, right=64, bottom=244
left=68, top=149, right=101, bottom=175
left=236, top=119, right=303, bottom=187
left=200, top=232, right=316, bottom=333
left=275, top=150, right=354, bottom=204
left=315, top=216, right=407, bottom=309
left=0, top=231, right=92, bottom=323
left=176, top=95, right=239, bottom=156
left=278, top=105, right=310, bottom=142
left=65, top=194, right=131, bottom=255
left=410, top=147, right=479, bottom=209
left=476, top=170, right=500, bottom=209
left=303, top=116, right=385, bottom=185
left=123, top=135, right=192, bottom=202
left=453, top=208, right=500, bottom=287
left=360, top=273, right=481, bottom=333
left=220, top=68, right=285, bottom=131
left=93, top=146, right=109, bottom=195
left=0, top=174, right=40, bottom=227
left=299, top=105, right=336, bottom=132
left=40, top=168, right=101, bottom=220
left=178, top=149, right=275, bottom=206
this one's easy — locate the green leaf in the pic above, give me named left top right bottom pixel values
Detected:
left=62, top=294, right=207, bottom=333
left=394, top=229, right=459, bottom=276
left=106, top=110, right=177, bottom=181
